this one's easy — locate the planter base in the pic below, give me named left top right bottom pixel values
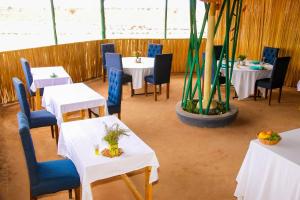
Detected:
left=176, top=101, right=238, bottom=128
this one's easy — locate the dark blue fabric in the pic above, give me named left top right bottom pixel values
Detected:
left=147, top=44, right=163, bottom=58
left=30, top=110, right=57, bottom=128
left=17, top=112, right=80, bottom=197
left=20, top=58, right=34, bottom=96
left=107, top=69, right=122, bottom=115
left=32, top=160, right=80, bottom=197
left=13, top=77, right=31, bottom=120
left=145, top=54, right=173, bottom=84
left=17, top=112, right=39, bottom=186
left=256, top=57, right=290, bottom=89
left=101, top=43, right=115, bottom=70
left=262, top=47, right=279, bottom=65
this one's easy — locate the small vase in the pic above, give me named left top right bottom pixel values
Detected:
left=136, top=57, right=141, bottom=63
left=109, top=144, right=119, bottom=156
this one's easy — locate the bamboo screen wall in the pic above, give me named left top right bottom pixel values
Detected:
left=0, top=39, right=206, bottom=104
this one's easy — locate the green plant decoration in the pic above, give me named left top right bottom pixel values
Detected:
left=238, top=54, right=246, bottom=61
left=103, top=123, right=128, bottom=156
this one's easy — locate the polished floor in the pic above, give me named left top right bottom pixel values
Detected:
left=1, top=74, right=300, bottom=200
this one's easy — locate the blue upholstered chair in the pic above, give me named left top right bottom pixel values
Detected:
left=105, top=52, right=134, bottom=96
left=20, top=58, right=43, bottom=110
left=262, top=47, right=279, bottom=65
left=147, top=44, right=163, bottom=58
left=12, top=77, right=58, bottom=143
left=17, top=112, right=80, bottom=200
left=254, top=57, right=291, bottom=105
left=88, top=68, right=123, bottom=119
left=101, top=43, right=115, bottom=82
left=144, top=54, right=173, bottom=101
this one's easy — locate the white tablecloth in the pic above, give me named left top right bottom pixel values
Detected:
left=122, top=57, right=154, bottom=89
left=30, top=66, right=72, bottom=92
left=42, top=83, right=107, bottom=125
left=222, top=61, right=273, bottom=100
left=235, top=128, right=300, bottom=200
left=58, top=116, right=160, bottom=200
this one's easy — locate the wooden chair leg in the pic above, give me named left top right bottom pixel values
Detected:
left=50, top=125, right=54, bottom=138
left=75, top=187, right=81, bottom=200
left=68, top=189, right=72, bottom=199
left=265, top=89, right=268, bottom=99
left=130, top=81, right=134, bottom=97
left=159, top=84, right=162, bottom=94
left=55, top=125, right=59, bottom=145
left=278, top=87, right=282, bottom=103
left=166, top=83, right=170, bottom=99
left=118, top=112, right=121, bottom=119
left=88, top=109, right=92, bottom=118
left=154, top=85, right=157, bottom=101
left=254, top=84, right=257, bottom=101
left=269, top=89, right=272, bottom=105
left=145, top=81, right=148, bottom=96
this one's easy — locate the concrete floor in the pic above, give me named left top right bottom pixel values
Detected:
left=1, top=74, right=300, bottom=200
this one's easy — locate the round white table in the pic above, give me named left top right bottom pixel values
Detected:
left=222, top=61, right=273, bottom=100
left=122, top=57, right=154, bottom=90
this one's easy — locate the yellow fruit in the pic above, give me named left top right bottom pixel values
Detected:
left=258, top=132, right=270, bottom=139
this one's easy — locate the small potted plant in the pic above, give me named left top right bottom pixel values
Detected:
left=103, top=123, right=128, bottom=157
left=134, top=50, right=142, bottom=63
left=238, top=54, right=247, bottom=66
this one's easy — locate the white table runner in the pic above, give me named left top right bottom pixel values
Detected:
left=235, top=128, right=300, bottom=200
left=30, top=66, right=72, bottom=92
left=42, top=83, right=107, bottom=125
left=58, top=116, right=160, bottom=200
left=122, top=57, right=154, bottom=89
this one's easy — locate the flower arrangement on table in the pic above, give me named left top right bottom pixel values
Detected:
left=101, top=123, right=129, bottom=157
left=133, top=50, right=142, bottom=63
left=50, top=72, right=58, bottom=78
left=257, top=130, right=281, bottom=145
left=238, top=54, right=247, bottom=66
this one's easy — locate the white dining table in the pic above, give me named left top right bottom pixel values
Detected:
left=234, top=128, right=300, bottom=200
left=122, top=57, right=154, bottom=89
left=30, top=66, right=72, bottom=109
left=42, top=83, right=107, bottom=125
left=58, top=116, right=160, bottom=200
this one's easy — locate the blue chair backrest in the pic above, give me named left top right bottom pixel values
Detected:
left=153, top=54, right=173, bottom=84
left=214, top=45, right=223, bottom=60
left=101, top=43, right=115, bottom=69
left=17, top=112, right=39, bottom=186
left=271, top=57, right=291, bottom=87
left=105, top=53, right=123, bottom=71
left=262, top=47, right=279, bottom=65
left=13, top=77, right=31, bottom=121
left=147, top=44, right=163, bottom=58
left=108, top=68, right=122, bottom=106
left=20, top=58, right=33, bottom=94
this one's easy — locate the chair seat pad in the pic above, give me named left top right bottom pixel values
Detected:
left=107, top=100, right=121, bottom=115
left=256, top=78, right=272, bottom=89
left=145, top=75, right=154, bottom=84
left=31, top=159, right=80, bottom=197
left=30, top=110, right=57, bottom=128
left=122, top=73, right=132, bottom=84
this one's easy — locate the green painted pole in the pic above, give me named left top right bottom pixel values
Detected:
left=164, top=0, right=168, bottom=39
left=225, top=0, right=231, bottom=111
left=100, top=0, right=106, bottom=39
left=50, top=0, right=58, bottom=44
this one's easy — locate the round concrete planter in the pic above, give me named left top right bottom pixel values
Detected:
left=176, top=101, right=238, bottom=128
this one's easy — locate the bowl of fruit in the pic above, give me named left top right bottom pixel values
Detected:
left=257, top=130, right=281, bottom=145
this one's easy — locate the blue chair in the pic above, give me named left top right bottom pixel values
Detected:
left=254, top=57, right=291, bottom=105
left=12, top=77, right=58, bottom=143
left=262, top=47, right=279, bottom=65
left=105, top=52, right=134, bottom=96
left=20, top=58, right=43, bottom=110
left=88, top=68, right=123, bottom=119
left=144, top=54, right=173, bottom=101
left=101, top=43, right=115, bottom=82
left=17, top=112, right=80, bottom=200
left=147, top=44, right=163, bottom=58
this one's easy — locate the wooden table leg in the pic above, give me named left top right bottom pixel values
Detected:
left=80, top=110, right=85, bottom=119
left=145, top=166, right=153, bottom=200
left=35, top=88, right=41, bottom=110
left=98, top=106, right=105, bottom=117
left=62, top=113, right=68, bottom=122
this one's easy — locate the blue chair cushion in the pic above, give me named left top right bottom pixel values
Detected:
left=30, top=110, right=57, bottom=128
left=107, top=100, right=121, bottom=115
left=145, top=75, right=154, bottom=84
left=31, top=159, right=80, bottom=197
